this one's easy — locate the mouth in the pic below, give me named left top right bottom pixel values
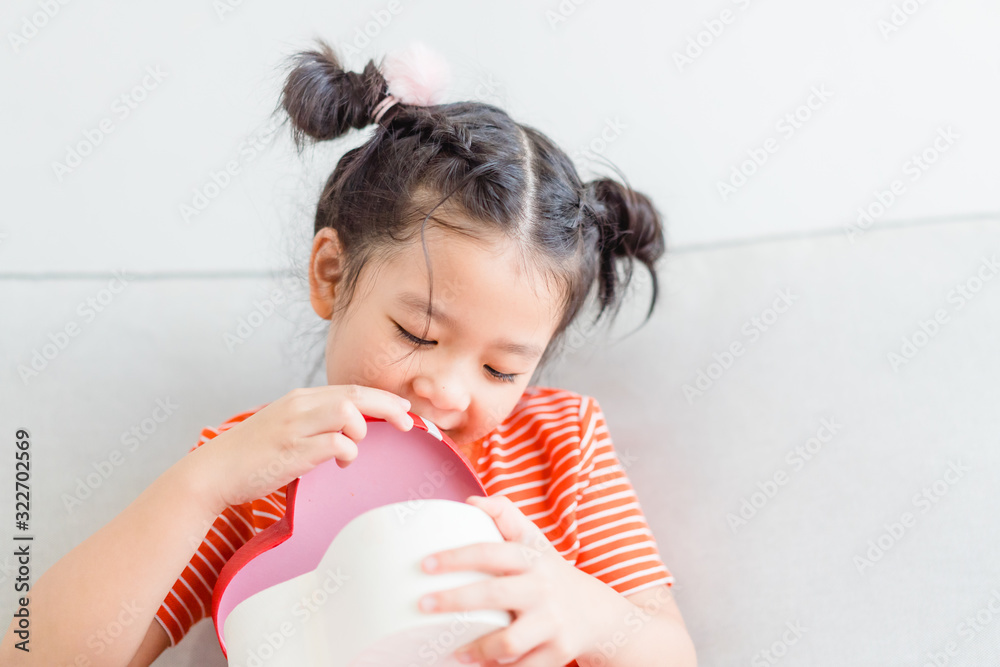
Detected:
left=425, top=417, right=459, bottom=434
left=411, top=410, right=459, bottom=438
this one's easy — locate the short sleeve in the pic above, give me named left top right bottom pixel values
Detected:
left=154, top=504, right=256, bottom=645
left=153, top=408, right=263, bottom=647
left=573, top=395, right=674, bottom=597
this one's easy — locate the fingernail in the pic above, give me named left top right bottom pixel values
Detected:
left=422, top=556, right=438, bottom=572
left=455, top=650, right=475, bottom=663
left=419, top=595, right=437, bottom=612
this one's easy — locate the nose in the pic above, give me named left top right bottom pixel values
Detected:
left=411, top=362, right=471, bottom=417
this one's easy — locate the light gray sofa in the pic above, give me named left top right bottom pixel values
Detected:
left=2, top=215, right=998, bottom=666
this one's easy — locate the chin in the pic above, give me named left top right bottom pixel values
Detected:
left=443, top=429, right=473, bottom=447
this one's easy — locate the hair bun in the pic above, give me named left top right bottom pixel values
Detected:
left=587, top=179, right=664, bottom=262
left=585, top=178, right=666, bottom=323
left=280, top=39, right=385, bottom=149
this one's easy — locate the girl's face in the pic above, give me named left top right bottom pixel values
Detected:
left=308, top=221, right=563, bottom=450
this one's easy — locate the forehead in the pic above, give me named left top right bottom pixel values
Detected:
left=377, top=224, right=563, bottom=345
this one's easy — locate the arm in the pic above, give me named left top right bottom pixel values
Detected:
left=0, top=445, right=226, bottom=667
left=576, top=584, right=697, bottom=667
left=126, top=620, right=170, bottom=667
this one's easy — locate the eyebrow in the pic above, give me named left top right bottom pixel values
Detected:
left=395, top=292, right=545, bottom=359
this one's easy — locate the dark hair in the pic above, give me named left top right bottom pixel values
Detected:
left=274, top=39, right=666, bottom=383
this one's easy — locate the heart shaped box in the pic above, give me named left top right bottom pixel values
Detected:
left=211, top=412, right=513, bottom=666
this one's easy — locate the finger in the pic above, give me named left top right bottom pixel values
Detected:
left=454, top=611, right=555, bottom=666
left=423, top=541, right=531, bottom=577
left=332, top=385, right=413, bottom=435
left=296, top=395, right=370, bottom=445
left=424, top=573, right=536, bottom=615
left=489, top=640, right=569, bottom=667
left=297, top=385, right=412, bottom=442
left=330, top=399, right=370, bottom=445
left=297, top=431, right=359, bottom=468
left=467, top=495, right=556, bottom=556
left=280, top=387, right=366, bottom=444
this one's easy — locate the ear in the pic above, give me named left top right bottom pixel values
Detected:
left=309, top=227, right=344, bottom=320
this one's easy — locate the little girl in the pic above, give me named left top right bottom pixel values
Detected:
left=2, top=41, right=696, bottom=667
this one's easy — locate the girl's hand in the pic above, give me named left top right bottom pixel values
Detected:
left=418, top=495, right=627, bottom=666
left=194, top=385, right=414, bottom=510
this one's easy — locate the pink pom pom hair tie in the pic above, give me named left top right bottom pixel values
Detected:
left=372, top=41, right=452, bottom=124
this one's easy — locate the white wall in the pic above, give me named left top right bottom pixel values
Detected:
left=2, top=0, right=997, bottom=274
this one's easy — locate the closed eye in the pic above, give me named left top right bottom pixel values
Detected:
left=394, top=322, right=433, bottom=346
left=485, top=367, right=518, bottom=383
left=392, top=322, right=520, bottom=384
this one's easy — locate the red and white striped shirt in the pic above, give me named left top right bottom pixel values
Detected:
left=155, top=385, right=674, bottom=661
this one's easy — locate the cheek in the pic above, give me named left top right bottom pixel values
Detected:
left=478, top=390, right=519, bottom=428
left=324, top=326, right=378, bottom=384
left=346, top=330, right=415, bottom=387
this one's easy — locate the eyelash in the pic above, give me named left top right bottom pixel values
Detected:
left=393, top=323, right=519, bottom=384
